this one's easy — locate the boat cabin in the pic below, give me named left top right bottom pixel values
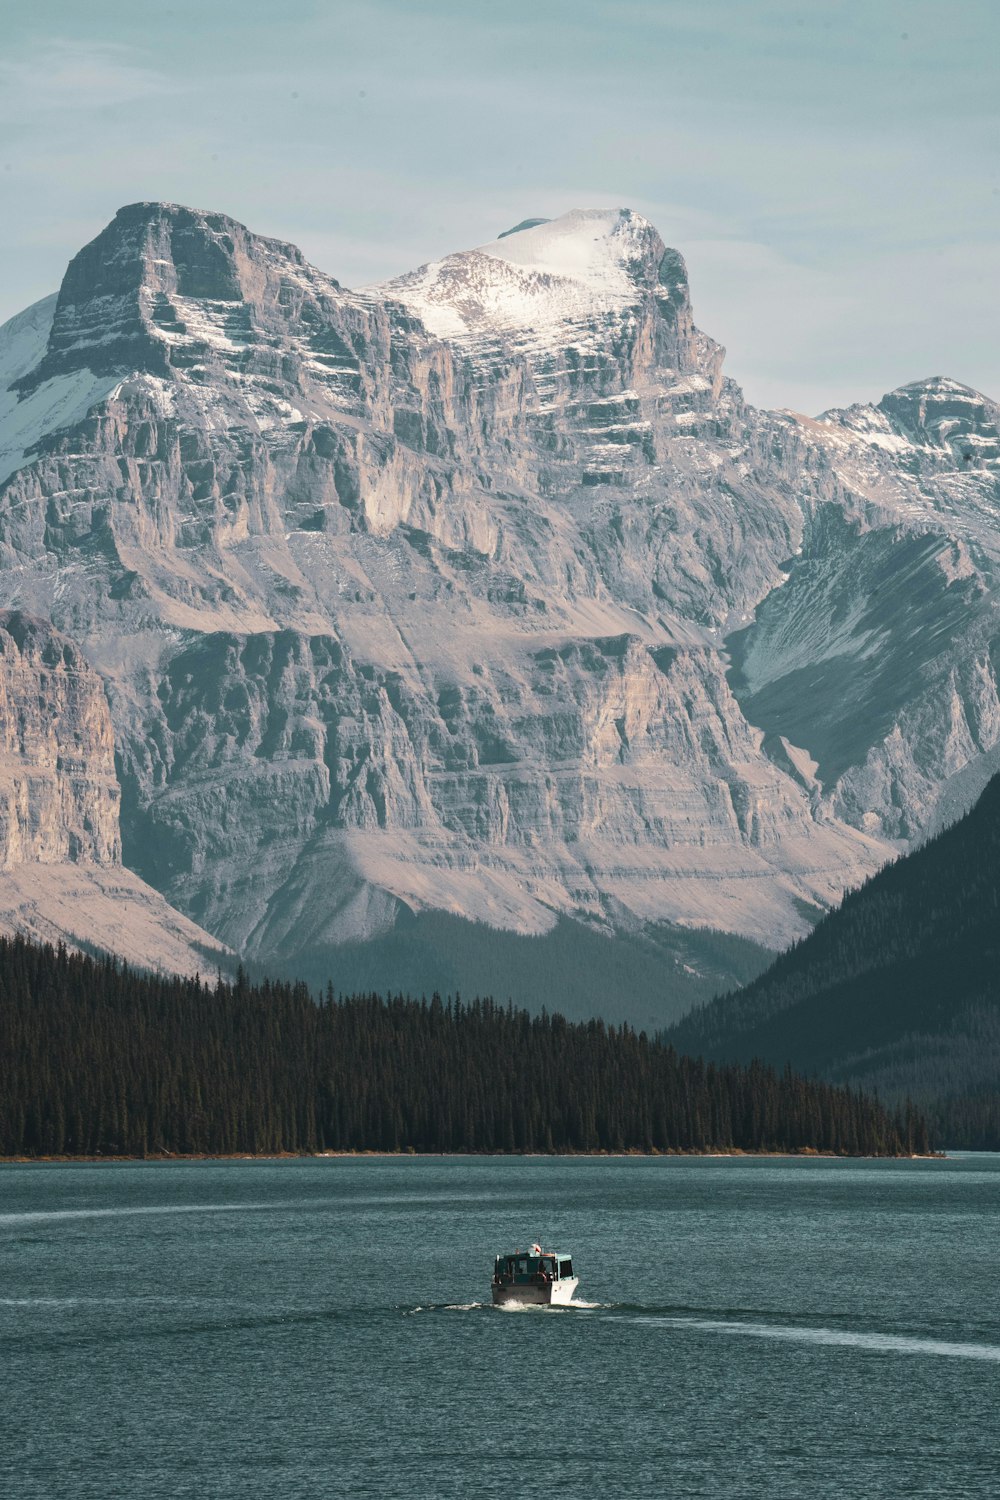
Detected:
left=493, top=1249, right=574, bottom=1288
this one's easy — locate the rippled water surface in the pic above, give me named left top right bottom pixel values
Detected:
left=2, top=1154, right=998, bottom=1497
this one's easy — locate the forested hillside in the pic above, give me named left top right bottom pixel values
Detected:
left=0, top=934, right=921, bottom=1158
left=669, top=775, right=1000, bottom=1146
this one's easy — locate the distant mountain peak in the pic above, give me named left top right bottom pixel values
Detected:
left=114, top=199, right=243, bottom=221
left=878, top=376, right=1000, bottom=465
left=481, top=207, right=674, bottom=293
left=886, top=374, right=981, bottom=398
left=373, top=206, right=689, bottom=349
left=13, top=200, right=345, bottom=396
left=818, top=374, right=1000, bottom=469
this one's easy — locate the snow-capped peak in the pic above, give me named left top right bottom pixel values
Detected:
left=480, top=208, right=660, bottom=286
left=818, top=374, right=1000, bottom=470
left=372, top=208, right=670, bottom=346
left=878, top=377, right=1000, bottom=466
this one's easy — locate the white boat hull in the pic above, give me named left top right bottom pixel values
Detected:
left=492, top=1277, right=579, bottom=1306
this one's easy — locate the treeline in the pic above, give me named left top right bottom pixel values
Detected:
left=667, top=774, right=1000, bottom=1147
left=0, top=934, right=925, bottom=1157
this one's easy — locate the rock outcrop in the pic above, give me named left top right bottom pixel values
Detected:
left=0, top=202, right=997, bottom=991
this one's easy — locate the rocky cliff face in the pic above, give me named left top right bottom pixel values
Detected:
left=0, top=202, right=997, bottom=981
left=733, top=380, right=1000, bottom=842
left=0, top=609, right=229, bottom=972
left=0, top=610, right=120, bottom=868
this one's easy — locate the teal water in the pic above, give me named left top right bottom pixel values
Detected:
left=1, top=1155, right=998, bottom=1498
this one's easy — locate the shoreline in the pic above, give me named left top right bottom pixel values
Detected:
left=0, top=1148, right=946, bottom=1165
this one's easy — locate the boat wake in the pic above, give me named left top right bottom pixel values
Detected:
left=491, top=1297, right=603, bottom=1313
left=408, top=1300, right=1000, bottom=1357
left=0, top=1202, right=309, bottom=1226
left=621, top=1314, right=1000, bottom=1362
left=405, top=1298, right=606, bottom=1315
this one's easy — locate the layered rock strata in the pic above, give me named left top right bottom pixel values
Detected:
left=0, top=203, right=996, bottom=978
left=0, top=610, right=119, bottom=867
left=0, top=609, right=228, bottom=972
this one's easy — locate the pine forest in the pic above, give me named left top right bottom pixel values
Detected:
left=0, top=935, right=926, bottom=1159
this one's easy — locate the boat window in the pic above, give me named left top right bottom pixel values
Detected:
left=559, top=1259, right=573, bottom=1278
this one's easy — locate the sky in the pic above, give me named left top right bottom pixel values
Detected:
left=1, top=0, right=997, bottom=413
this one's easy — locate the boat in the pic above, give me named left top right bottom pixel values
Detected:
left=491, top=1242, right=579, bottom=1305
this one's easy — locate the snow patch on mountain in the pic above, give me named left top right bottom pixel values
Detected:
left=373, top=208, right=659, bottom=346
left=0, top=296, right=118, bottom=485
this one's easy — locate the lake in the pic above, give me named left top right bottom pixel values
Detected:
left=1, top=1154, right=998, bottom=1497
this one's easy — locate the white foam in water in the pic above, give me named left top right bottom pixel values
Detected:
left=630, top=1315, right=1000, bottom=1362
left=494, top=1301, right=561, bottom=1313
left=405, top=1301, right=600, bottom=1315
left=492, top=1298, right=604, bottom=1313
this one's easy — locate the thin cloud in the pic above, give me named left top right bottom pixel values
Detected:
left=0, top=39, right=183, bottom=122
left=0, top=3, right=996, bottom=409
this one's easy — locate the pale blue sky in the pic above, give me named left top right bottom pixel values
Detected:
left=1, top=0, right=997, bottom=411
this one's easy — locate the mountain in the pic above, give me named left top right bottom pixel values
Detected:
left=246, top=910, right=770, bottom=1034
left=0, top=609, right=229, bottom=973
left=0, top=201, right=997, bottom=1015
left=667, top=775, right=1000, bottom=1145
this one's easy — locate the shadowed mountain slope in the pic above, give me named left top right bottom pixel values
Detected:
left=250, top=910, right=773, bottom=1034
left=667, top=775, right=1000, bottom=1145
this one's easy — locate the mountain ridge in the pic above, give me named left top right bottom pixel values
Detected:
left=0, top=200, right=996, bottom=1010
